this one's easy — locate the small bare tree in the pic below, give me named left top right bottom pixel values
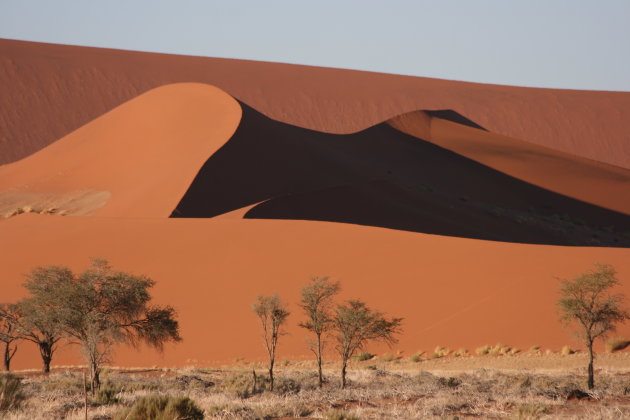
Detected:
left=252, top=294, right=290, bottom=391
left=0, top=304, right=19, bottom=371
left=333, top=300, right=402, bottom=388
left=299, top=276, right=340, bottom=387
left=558, top=263, right=629, bottom=389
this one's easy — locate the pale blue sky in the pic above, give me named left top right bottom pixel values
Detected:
left=1, top=0, right=629, bottom=91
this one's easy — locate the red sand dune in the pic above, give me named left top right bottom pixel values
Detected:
left=1, top=41, right=630, bottom=370
left=1, top=214, right=629, bottom=369
left=0, top=83, right=241, bottom=217
left=388, top=111, right=630, bottom=215
left=1, top=39, right=630, bottom=168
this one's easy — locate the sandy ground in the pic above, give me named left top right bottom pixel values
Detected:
left=1, top=214, right=630, bottom=370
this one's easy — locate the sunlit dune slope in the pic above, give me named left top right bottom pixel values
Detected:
left=173, top=103, right=630, bottom=247
left=2, top=39, right=630, bottom=168
left=0, top=83, right=241, bottom=217
left=388, top=111, right=630, bottom=215
left=1, top=214, right=629, bottom=369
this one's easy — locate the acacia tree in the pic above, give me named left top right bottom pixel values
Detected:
left=252, top=294, right=290, bottom=391
left=299, top=276, right=340, bottom=388
left=333, top=300, right=402, bottom=388
left=10, top=266, right=70, bottom=372
left=558, top=263, right=629, bottom=389
left=57, top=259, right=181, bottom=391
left=0, top=304, right=19, bottom=371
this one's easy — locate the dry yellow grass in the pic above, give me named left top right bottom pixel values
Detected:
left=2, top=352, right=630, bottom=419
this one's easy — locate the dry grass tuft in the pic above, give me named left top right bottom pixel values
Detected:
left=476, top=345, right=491, bottom=355
left=606, top=337, right=630, bottom=353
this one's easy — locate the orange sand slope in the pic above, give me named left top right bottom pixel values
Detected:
left=0, top=83, right=241, bottom=217
left=388, top=111, right=630, bottom=215
left=2, top=39, right=630, bottom=168
left=1, top=214, right=629, bottom=369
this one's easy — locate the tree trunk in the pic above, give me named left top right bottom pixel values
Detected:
left=316, top=333, right=323, bottom=388
left=90, top=360, right=101, bottom=393
left=39, top=342, right=52, bottom=373
left=3, top=342, right=13, bottom=371
left=341, top=358, right=347, bottom=389
left=268, top=358, right=274, bottom=392
left=587, top=340, right=595, bottom=389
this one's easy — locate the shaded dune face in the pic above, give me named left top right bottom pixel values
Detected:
left=172, top=103, right=630, bottom=247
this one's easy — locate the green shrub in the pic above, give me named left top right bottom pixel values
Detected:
left=0, top=373, right=24, bottom=413
left=113, top=395, right=203, bottom=420
left=561, top=346, right=575, bottom=356
left=606, top=337, right=630, bottom=353
left=354, top=352, right=374, bottom=361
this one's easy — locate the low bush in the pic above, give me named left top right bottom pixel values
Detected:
left=438, top=376, right=461, bottom=388
left=113, top=395, right=204, bottom=420
left=220, top=371, right=268, bottom=398
left=0, top=373, right=25, bottom=413
left=92, top=381, right=120, bottom=405
left=561, top=345, right=575, bottom=356
left=273, top=377, right=301, bottom=395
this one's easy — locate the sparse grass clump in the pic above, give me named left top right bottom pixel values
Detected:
left=113, top=395, right=204, bottom=420
left=382, top=353, right=396, bottom=362
left=410, top=351, right=425, bottom=363
left=489, top=343, right=511, bottom=356
left=0, top=373, right=25, bottom=413
left=561, top=345, right=575, bottom=356
left=606, top=337, right=630, bottom=353
left=476, top=345, right=491, bottom=355
left=513, top=403, right=550, bottom=419
left=432, top=346, right=450, bottom=358
left=354, top=352, right=374, bottom=361
left=325, top=409, right=360, bottom=420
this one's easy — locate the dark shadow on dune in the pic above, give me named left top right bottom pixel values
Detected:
left=426, top=110, right=486, bottom=130
left=171, top=103, right=630, bottom=247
